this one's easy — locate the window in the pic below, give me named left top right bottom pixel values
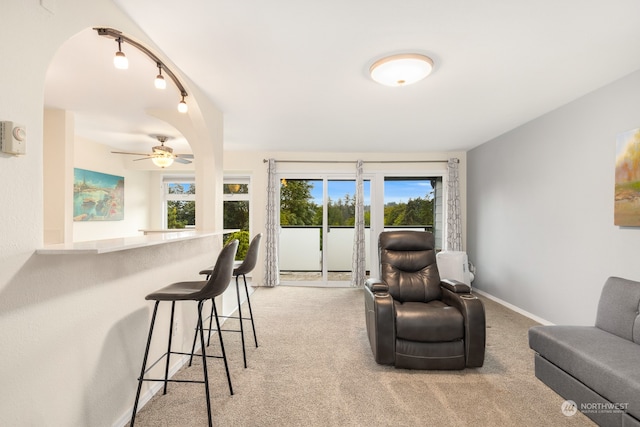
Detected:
left=223, top=177, right=250, bottom=231
left=161, top=176, right=251, bottom=233
left=163, top=177, right=196, bottom=229
left=223, top=177, right=251, bottom=259
left=383, top=176, right=443, bottom=249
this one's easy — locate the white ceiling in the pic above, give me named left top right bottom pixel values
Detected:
left=45, top=0, right=640, bottom=155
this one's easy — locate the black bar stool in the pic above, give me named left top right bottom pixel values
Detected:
left=130, top=239, right=239, bottom=427
left=193, top=233, right=262, bottom=368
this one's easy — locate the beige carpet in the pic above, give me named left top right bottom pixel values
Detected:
left=128, top=286, right=594, bottom=426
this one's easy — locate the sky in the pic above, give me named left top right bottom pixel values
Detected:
left=309, top=179, right=434, bottom=205
left=166, top=178, right=434, bottom=204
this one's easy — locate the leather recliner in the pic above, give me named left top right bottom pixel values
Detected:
left=364, top=230, right=486, bottom=369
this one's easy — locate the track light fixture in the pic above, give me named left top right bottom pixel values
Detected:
left=178, top=95, right=188, bottom=113
left=113, top=37, right=128, bottom=70
left=154, top=63, right=166, bottom=89
left=95, top=28, right=189, bottom=113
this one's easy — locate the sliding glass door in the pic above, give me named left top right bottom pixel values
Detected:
left=277, top=172, right=442, bottom=286
left=279, top=176, right=370, bottom=286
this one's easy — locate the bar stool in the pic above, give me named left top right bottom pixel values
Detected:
left=130, top=239, right=238, bottom=427
left=193, top=233, right=262, bottom=368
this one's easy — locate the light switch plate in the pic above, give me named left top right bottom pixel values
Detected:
left=0, top=121, right=27, bottom=155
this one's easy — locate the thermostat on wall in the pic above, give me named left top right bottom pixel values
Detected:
left=0, top=121, right=26, bottom=155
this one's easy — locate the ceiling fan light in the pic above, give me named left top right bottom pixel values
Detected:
left=152, top=156, right=174, bottom=168
left=178, top=96, right=188, bottom=113
left=370, top=53, right=433, bottom=87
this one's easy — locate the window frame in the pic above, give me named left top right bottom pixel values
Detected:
left=223, top=175, right=252, bottom=234
left=162, top=175, right=196, bottom=229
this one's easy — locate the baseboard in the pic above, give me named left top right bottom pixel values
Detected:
left=112, top=353, right=192, bottom=427
left=473, top=288, right=554, bottom=326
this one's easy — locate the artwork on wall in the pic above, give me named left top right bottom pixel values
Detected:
left=615, top=128, right=640, bottom=226
left=73, top=168, right=124, bottom=221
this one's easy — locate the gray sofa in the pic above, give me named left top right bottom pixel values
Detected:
left=528, top=276, right=640, bottom=427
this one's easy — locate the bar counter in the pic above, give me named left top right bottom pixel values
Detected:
left=36, top=230, right=236, bottom=255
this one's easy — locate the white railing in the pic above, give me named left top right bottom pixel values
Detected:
left=279, top=226, right=433, bottom=272
left=279, top=226, right=370, bottom=271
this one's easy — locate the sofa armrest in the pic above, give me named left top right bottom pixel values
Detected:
left=442, top=288, right=486, bottom=368
left=441, top=279, right=471, bottom=294
left=364, top=284, right=395, bottom=365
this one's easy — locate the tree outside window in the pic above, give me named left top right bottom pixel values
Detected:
left=165, top=182, right=196, bottom=228
left=223, top=180, right=251, bottom=259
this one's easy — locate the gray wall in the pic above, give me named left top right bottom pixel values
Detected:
left=468, top=70, right=640, bottom=325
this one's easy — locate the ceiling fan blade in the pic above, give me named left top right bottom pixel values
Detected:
left=176, top=154, right=194, bottom=159
left=133, top=157, right=153, bottom=161
left=174, top=157, right=192, bottom=164
left=111, top=151, right=151, bottom=156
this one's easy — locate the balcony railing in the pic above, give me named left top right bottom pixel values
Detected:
left=279, top=225, right=433, bottom=274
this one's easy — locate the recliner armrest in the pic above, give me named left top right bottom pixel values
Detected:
left=365, top=278, right=389, bottom=293
left=441, top=279, right=471, bottom=294
left=442, top=288, right=485, bottom=368
left=364, top=283, right=395, bottom=365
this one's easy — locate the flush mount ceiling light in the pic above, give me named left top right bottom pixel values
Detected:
left=95, top=27, right=189, bottom=113
left=370, top=53, right=434, bottom=87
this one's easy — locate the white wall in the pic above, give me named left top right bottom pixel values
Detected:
left=468, top=69, right=640, bottom=325
left=73, top=136, right=151, bottom=241
left=0, top=2, right=226, bottom=426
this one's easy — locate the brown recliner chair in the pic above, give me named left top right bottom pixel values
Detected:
left=364, top=230, right=486, bottom=369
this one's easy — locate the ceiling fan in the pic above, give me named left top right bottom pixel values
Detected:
left=111, top=135, right=193, bottom=168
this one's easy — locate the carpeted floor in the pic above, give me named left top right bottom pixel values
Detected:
left=128, top=286, right=594, bottom=426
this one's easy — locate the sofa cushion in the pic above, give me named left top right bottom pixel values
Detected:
left=395, top=300, right=464, bottom=342
left=596, top=276, right=640, bottom=344
left=529, top=325, right=640, bottom=420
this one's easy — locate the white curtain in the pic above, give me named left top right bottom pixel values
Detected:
left=264, top=158, right=279, bottom=287
left=446, top=158, right=462, bottom=251
left=351, top=159, right=366, bottom=287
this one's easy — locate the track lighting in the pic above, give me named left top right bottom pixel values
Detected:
left=178, top=95, right=188, bottom=113
left=95, top=28, right=189, bottom=114
left=113, top=37, right=128, bottom=70
left=154, top=63, right=166, bottom=89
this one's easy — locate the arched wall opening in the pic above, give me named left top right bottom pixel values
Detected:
left=43, top=27, right=223, bottom=244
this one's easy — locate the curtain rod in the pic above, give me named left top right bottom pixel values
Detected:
left=262, top=158, right=457, bottom=164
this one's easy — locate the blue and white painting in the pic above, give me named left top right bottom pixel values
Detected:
left=73, top=168, right=124, bottom=221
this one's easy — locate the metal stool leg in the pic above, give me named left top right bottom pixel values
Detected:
left=163, top=301, right=175, bottom=394
left=189, top=276, right=215, bottom=367
left=188, top=317, right=198, bottom=368
left=235, top=275, right=247, bottom=368
left=206, top=299, right=215, bottom=347
left=189, top=290, right=215, bottom=366
left=212, top=301, right=234, bottom=395
left=242, top=274, right=258, bottom=347
left=130, top=301, right=159, bottom=427
left=197, top=301, right=214, bottom=427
